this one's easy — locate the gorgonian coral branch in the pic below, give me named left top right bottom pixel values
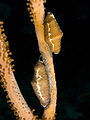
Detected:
left=0, top=0, right=63, bottom=119
left=0, top=21, right=34, bottom=120
left=27, top=0, right=63, bottom=120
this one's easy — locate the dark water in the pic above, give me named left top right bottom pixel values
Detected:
left=0, top=0, right=90, bottom=120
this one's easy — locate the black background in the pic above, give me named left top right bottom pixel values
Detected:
left=0, top=0, right=90, bottom=120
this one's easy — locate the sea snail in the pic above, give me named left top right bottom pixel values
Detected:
left=44, top=12, right=63, bottom=54
left=31, top=12, right=63, bottom=108
left=31, top=60, right=50, bottom=108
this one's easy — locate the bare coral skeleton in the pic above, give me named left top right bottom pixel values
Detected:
left=0, top=0, right=63, bottom=120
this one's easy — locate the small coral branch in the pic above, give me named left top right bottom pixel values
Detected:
left=26, top=0, right=63, bottom=119
left=0, top=21, right=34, bottom=120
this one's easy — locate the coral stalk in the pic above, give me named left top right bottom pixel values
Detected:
left=0, top=21, right=34, bottom=120
left=0, top=0, right=63, bottom=119
left=27, top=0, right=58, bottom=119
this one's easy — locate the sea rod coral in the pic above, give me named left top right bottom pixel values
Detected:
left=0, top=0, right=63, bottom=120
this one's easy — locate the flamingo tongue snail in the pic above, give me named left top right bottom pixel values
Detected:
left=31, top=60, right=51, bottom=108
left=44, top=12, right=63, bottom=54
left=31, top=12, right=63, bottom=109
